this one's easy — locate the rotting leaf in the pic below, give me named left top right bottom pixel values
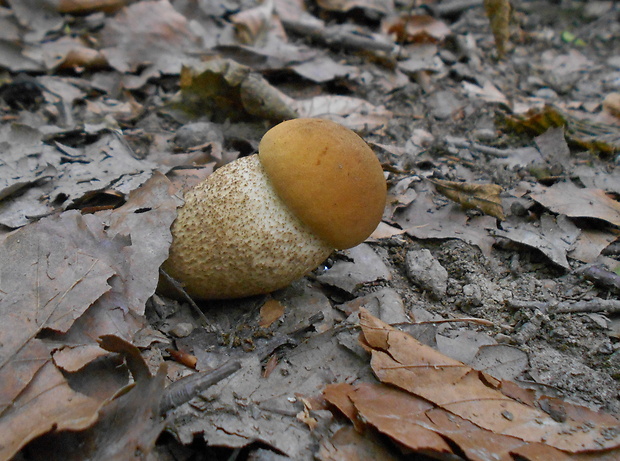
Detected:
left=430, top=178, right=506, bottom=220
left=358, top=308, right=620, bottom=453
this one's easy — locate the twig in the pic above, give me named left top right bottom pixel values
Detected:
left=159, top=268, right=212, bottom=330
left=576, top=265, right=620, bottom=294
left=430, top=0, right=483, bottom=17
left=508, top=297, right=620, bottom=314
left=281, top=19, right=398, bottom=57
left=160, top=360, right=241, bottom=415
left=551, top=299, right=620, bottom=314
left=448, top=138, right=514, bottom=158
left=415, top=317, right=495, bottom=327
left=507, top=299, right=552, bottom=312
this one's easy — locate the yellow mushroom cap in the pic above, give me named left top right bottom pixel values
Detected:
left=259, top=118, right=386, bottom=249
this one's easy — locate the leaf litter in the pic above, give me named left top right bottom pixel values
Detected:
left=1, top=0, right=620, bottom=459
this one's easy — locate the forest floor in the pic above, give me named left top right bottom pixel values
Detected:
left=2, top=0, right=620, bottom=460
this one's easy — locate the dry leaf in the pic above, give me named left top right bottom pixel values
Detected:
left=505, top=104, right=620, bottom=155
left=493, top=214, right=580, bottom=270
left=531, top=181, right=620, bottom=227
left=259, top=298, right=286, bottom=328
left=430, top=178, right=506, bottom=220
left=384, top=14, right=451, bottom=43
left=100, top=0, right=199, bottom=74
left=0, top=173, right=181, bottom=458
left=359, top=309, right=620, bottom=452
left=230, top=0, right=275, bottom=45
left=294, top=95, right=392, bottom=133
left=25, top=336, right=167, bottom=461
left=603, top=92, right=620, bottom=119
left=56, top=0, right=126, bottom=14
left=393, top=185, right=497, bottom=257
left=318, top=426, right=401, bottom=461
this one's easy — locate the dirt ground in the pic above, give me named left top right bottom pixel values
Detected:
left=3, top=0, right=620, bottom=459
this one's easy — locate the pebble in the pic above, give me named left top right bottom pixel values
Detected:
left=405, top=249, right=448, bottom=299
left=170, top=322, right=194, bottom=338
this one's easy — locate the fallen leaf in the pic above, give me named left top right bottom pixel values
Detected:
left=0, top=173, right=181, bottom=457
left=384, top=14, right=451, bottom=43
left=293, top=95, right=392, bottom=132
left=493, top=214, right=580, bottom=270
left=317, top=426, right=401, bottom=461
left=100, top=0, right=199, bottom=74
left=531, top=181, right=620, bottom=227
left=24, top=336, right=167, bottom=460
left=393, top=184, right=497, bottom=256
left=430, top=178, right=506, bottom=220
left=259, top=298, right=286, bottom=328
left=359, top=309, right=620, bottom=452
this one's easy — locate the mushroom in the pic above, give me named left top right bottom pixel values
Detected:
left=162, top=118, right=386, bottom=299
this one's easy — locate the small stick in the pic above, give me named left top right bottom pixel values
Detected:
left=551, top=298, right=620, bottom=314
left=281, top=19, right=398, bottom=56
left=159, top=268, right=212, bottom=330
left=416, top=317, right=495, bottom=327
left=160, top=360, right=241, bottom=415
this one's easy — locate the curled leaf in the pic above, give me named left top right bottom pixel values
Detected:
left=430, top=178, right=505, bottom=220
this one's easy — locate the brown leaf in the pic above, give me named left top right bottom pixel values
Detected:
left=531, top=181, right=620, bottom=227
left=483, top=0, right=511, bottom=58
left=0, top=361, right=107, bottom=460
left=350, top=383, right=454, bottom=455
left=259, top=298, right=286, bottom=328
left=430, top=178, right=506, bottom=220
left=0, top=173, right=181, bottom=457
left=384, top=14, right=451, bottom=44
left=56, top=0, right=126, bottom=14
left=359, top=309, right=620, bottom=453
left=25, top=336, right=167, bottom=461
left=318, top=426, right=401, bottom=461
left=393, top=185, right=497, bottom=257
left=323, top=382, right=362, bottom=431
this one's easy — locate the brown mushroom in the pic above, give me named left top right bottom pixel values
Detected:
left=162, top=118, right=386, bottom=299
